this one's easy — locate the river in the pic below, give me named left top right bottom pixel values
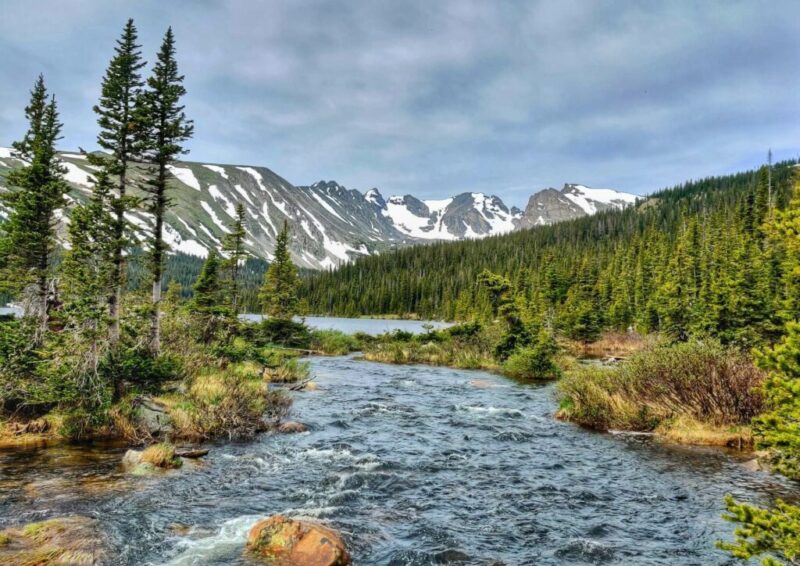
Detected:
left=1, top=354, right=798, bottom=564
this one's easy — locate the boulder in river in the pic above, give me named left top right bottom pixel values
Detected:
left=246, top=515, right=350, bottom=565
left=277, top=421, right=307, bottom=434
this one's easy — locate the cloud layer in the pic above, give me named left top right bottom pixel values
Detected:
left=1, top=0, right=797, bottom=204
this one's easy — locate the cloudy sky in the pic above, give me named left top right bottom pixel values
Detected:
left=0, top=1, right=797, bottom=206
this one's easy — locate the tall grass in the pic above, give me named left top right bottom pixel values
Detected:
left=557, top=341, right=765, bottom=432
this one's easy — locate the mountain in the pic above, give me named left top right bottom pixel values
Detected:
left=0, top=148, right=635, bottom=269
left=516, top=184, right=639, bottom=228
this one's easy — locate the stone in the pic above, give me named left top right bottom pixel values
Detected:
left=468, top=379, right=495, bottom=388
left=304, top=381, right=319, bottom=391
left=246, top=515, right=350, bottom=566
left=277, top=421, right=307, bottom=434
left=133, top=396, right=173, bottom=436
left=122, top=449, right=143, bottom=469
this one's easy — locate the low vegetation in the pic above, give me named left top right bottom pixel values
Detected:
left=557, top=340, right=765, bottom=445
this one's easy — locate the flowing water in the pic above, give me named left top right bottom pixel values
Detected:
left=1, top=354, right=798, bottom=565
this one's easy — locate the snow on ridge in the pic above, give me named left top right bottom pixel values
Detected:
left=563, top=184, right=638, bottom=215
left=200, top=201, right=231, bottom=234
left=310, top=191, right=345, bottom=221
left=208, top=184, right=237, bottom=218
left=168, top=165, right=202, bottom=191
left=233, top=184, right=255, bottom=206
left=0, top=147, right=13, bottom=159
left=203, top=164, right=229, bottom=180
left=62, top=161, right=94, bottom=187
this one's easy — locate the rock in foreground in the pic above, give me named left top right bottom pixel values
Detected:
left=246, top=515, right=350, bottom=565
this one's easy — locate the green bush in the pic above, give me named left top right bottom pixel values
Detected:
left=100, top=349, right=183, bottom=392
left=309, top=329, right=361, bottom=355
left=253, top=318, right=311, bottom=348
left=503, top=346, right=561, bottom=380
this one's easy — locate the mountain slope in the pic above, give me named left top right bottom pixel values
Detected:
left=517, top=183, right=638, bottom=228
left=0, top=148, right=637, bottom=269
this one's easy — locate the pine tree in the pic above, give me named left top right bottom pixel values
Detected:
left=222, top=203, right=249, bottom=314
left=190, top=249, right=228, bottom=343
left=259, top=221, right=299, bottom=320
left=137, top=28, right=193, bottom=354
left=0, top=76, right=68, bottom=340
left=89, top=18, right=146, bottom=345
left=61, top=169, right=117, bottom=405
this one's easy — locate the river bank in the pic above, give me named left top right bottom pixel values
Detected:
left=1, top=354, right=797, bottom=564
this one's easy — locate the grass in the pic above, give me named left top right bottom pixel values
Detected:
left=656, top=416, right=753, bottom=448
left=141, top=442, right=182, bottom=469
left=563, top=331, right=655, bottom=359
left=309, top=329, right=362, bottom=355
left=0, top=516, right=105, bottom=565
left=557, top=340, right=765, bottom=447
left=263, top=358, right=310, bottom=383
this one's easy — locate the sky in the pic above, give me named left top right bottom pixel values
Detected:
left=0, top=1, right=797, bottom=206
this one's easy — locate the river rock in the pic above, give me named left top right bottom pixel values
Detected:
left=122, top=449, right=159, bottom=476
left=277, top=421, right=307, bottom=434
left=468, top=379, right=495, bottom=389
left=304, top=381, right=319, bottom=391
left=246, top=515, right=351, bottom=565
left=133, top=396, right=173, bottom=436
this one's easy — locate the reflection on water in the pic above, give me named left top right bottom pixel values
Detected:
left=0, top=355, right=797, bottom=565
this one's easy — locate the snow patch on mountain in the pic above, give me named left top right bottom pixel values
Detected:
left=561, top=184, right=638, bottom=215
left=168, top=165, right=201, bottom=191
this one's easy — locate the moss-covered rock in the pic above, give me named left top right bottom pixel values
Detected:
left=246, top=515, right=350, bottom=565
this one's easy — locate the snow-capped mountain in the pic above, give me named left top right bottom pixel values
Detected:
left=376, top=191, right=521, bottom=240
left=516, top=183, right=638, bottom=228
left=0, top=148, right=640, bottom=269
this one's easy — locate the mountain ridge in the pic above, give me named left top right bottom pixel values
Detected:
left=0, top=148, right=639, bottom=269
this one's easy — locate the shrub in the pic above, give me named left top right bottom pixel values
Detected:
left=100, top=349, right=184, bottom=393
left=557, top=340, right=765, bottom=431
left=254, top=318, right=311, bottom=348
left=503, top=347, right=561, bottom=381
left=309, top=330, right=361, bottom=355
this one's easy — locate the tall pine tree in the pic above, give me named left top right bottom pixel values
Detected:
left=89, top=18, right=146, bottom=345
left=0, top=76, right=68, bottom=340
left=61, top=169, right=117, bottom=404
left=259, top=221, right=300, bottom=320
left=137, top=28, right=193, bottom=354
left=222, top=203, right=249, bottom=314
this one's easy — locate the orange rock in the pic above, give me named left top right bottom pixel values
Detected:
left=468, top=379, right=495, bottom=388
left=277, top=421, right=307, bottom=434
left=246, top=515, right=350, bottom=566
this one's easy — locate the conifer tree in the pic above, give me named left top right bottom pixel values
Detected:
left=222, top=203, right=248, bottom=314
left=89, top=18, right=146, bottom=344
left=190, top=249, right=227, bottom=343
left=259, top=221, right=300, bottom=320
left=61, top=169, right=117, bottom=403
left=137, top=28, right=193, bottom=354
left=0, top=76, right=68, bottom=340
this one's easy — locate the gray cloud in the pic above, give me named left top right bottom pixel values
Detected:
left=0, top=0, right=797, bottom=206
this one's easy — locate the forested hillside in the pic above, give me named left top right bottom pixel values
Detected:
left=301, top=161, right=798, bottom=347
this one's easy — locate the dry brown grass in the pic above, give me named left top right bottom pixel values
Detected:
left=141, top=443, right=182, bottom=469
left=564, top=331, right=655, bottom=359
left=656, top=416, right=753, bottom=448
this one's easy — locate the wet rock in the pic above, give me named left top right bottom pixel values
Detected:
left=246, top=515, right=350, bottom=565
left=122, top=449, right=144, bottom=469
left=175, top=448, right=209, bottom=459
left=277, top=421, right=308, bottom=434
left=304, top=381, right=319, bottom=391
left=468, top=379, right=495, bottom=389
left=0, top=515, right=107, bottom=564
left=432, top=548, right=471, bottom=563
